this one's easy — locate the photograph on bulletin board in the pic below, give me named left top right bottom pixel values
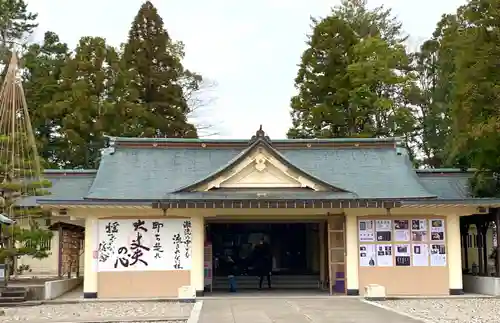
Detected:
left=411, top=219, right=428, bottom=242
left=376, top=244, right=393, bottom=267
left=394, top=220, right=410, bottom=241
left=358, top=220, right=375, bottom=242
left=375, top=220, right=392, bottom=242
left=430, top=219, right=445, bottom=241
left=395, top=244, right=411, bottom=266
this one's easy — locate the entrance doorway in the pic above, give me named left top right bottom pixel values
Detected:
left=206, top=220, right=328, bottom=291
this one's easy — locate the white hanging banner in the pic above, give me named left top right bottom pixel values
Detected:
left=96, top=219, right=192, bottom=272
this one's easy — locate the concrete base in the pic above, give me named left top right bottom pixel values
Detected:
left=83, top=292, right=97, bottom=299
left=44, top=277, right=83, bottom=300
left=463, top=274, right=500, bottom=295
left=364, top=284, right=386, bottom=301
left=178, top=286, right=196, bottom=298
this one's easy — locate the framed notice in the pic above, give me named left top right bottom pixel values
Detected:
left=411, top=219, right=428, bottom=242
left=430, top=219, right=445, bottom=241
left=375, top=220, right=392, bottom=242
left=376, top=244, right=393, bottom=267
left=430, top=244, right=447, bottom=266
left=412, top=244, right=429, bottom=266
left=358, top=220, right=375, bottom=242
left=393, top=220, right=410, bottom=241
left=359, top=244, right=376, bottom=267
left=395, top=244, right=411, bottom=266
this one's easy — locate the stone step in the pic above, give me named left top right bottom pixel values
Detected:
left=214, top=275, right=319, bottom=280
left=0, top=301, right=31, bottom=308
left=213, top=276, right=321, bottom=290
left=1, top=290, right=27, bottom=298
left=0, top=296, right=26, bottom=303
left=1, top=287, right=25, bottom=292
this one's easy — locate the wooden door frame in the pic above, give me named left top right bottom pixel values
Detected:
left=327, top=214, right=346, bottom=295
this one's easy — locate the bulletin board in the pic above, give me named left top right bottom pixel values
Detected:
left=357, top=215, right=449, bottom=296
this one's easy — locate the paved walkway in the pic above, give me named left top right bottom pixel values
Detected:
left=54, top=285, right=83, bottom=300
left=198, top=298, right=422, bottom=323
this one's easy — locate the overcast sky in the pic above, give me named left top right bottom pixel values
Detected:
left=26, top=0, right=465, bottom=139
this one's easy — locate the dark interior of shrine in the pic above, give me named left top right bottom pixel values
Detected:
left=207, top=222, right=320, bottom=277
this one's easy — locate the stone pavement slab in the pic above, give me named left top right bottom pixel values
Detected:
left=198, top=298, right=423, bottom=323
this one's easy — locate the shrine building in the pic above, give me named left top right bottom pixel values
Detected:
left=33, top=126, right=500, bottom=298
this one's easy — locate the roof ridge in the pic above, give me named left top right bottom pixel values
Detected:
left=104, top=135, right=402, bottom=144
left=44, top=169, right=97, bottom=174
left=416, top=168, right=476, bottom=173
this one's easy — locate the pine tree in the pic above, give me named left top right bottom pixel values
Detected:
left=0, top=52, right=52, bottom=276
left=122, top=1, right=197, bottom=138
left=0, top=0, right=38, bottom=47
left=0, top=0, right=38, bottom=79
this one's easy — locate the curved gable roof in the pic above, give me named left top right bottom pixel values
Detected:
left=175, top=136, right=351, bottom=193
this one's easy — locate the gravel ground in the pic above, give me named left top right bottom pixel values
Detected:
left=376, top=298, right=500, bottom=323
left=0, top=301, right=193, bottom=323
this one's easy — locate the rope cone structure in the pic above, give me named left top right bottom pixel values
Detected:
left=0, top=51, right=52, bottom=272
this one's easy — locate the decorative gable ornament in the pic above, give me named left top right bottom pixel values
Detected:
left=249, top=125, right=271, bottom=144
left=254, top=154, right=267, bottom=172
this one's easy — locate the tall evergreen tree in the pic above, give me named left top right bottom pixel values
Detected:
left=122, top=1, right=197, bottom=138
left=287, top=0, right=416, bottom=141
left=22, top=31, right=70, bottom=167
left=0, top=0, right=37, bottom=47
left=444, top=0, right=500, bottom=196
left=50, top=37, right=119, bottom=168
left=0, top=0, right=38, bottom=79
left=411, top=15, right=460, bottom=168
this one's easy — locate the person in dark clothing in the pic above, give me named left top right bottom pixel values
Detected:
left=227, top=256, right=238, bottom=292
left=253, top=238, right=272, bottom=289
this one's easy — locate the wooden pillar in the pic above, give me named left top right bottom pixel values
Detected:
left=495, top=209, right=500, bottom=277
left=460, top=218, right=470, bottom=273
left=319, top=221, right=325, bottom=285
left=57, top=227, right=63, bottom=277
left=477, top=219, right=489, bottom=275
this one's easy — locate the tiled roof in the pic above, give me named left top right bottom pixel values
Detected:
left=19, top=170, right=96, bottom=207
left=416, top=169, right=472, bottom=199
left=26, top=133, right=478, bottom=205
left=84, top=137, right=434, bottom=200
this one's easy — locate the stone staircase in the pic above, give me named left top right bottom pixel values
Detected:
left=0, top=287, right=27, bottom=307
left=212, top=275, right=321, bottom=290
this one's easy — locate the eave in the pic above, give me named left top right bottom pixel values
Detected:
left=401, top=198, right=500, bottom=208
left=153, top=198, right=402, bottom=209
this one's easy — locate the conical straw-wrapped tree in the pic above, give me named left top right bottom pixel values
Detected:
left=0, top=51, right=52, bottom=280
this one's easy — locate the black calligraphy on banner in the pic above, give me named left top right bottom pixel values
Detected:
left=172, top=233, right=182, bottom=269
left=152, top=221, right=164, bottom=259
left=183, top=221, right=192, bottom=259
left=98, top=221, right=119, bottom=263
left=113, top=219, right=151, bottom=269
left=171, top=220, right=193, bottom=269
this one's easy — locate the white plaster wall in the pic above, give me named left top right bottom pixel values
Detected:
left=190, top=214, right=205, bottom=292
left=447, top=214, right=463, bottom=290
left=45, top=277, right=83, bottom=299
left=17, top=233, right=59, bottom=276
left=83, top=216, right=98, bottom=295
